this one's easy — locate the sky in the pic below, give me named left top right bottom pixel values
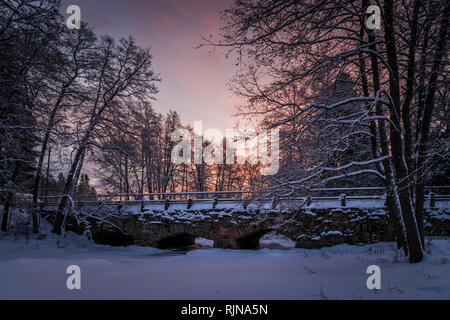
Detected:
left=61, top=0, right=241, bottom=132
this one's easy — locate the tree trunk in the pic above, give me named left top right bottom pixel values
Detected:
left=401, top=0, right=422, bottom=205
left=125, top=155, right=130, bottom=200
left=364, top=0, right=407, bottom=252
left=52, top=145, right=85, bottom=235
left=415, top=0, right=449, bottom=247
left=71, top=148, right=86, bottom=198
left=383, top=0, right=423, bottom=263
left=1, top=196, right=12, bottom=232
left=1, top=164, right=19, bottom=232
left=31, top=85, right=71, bottom=233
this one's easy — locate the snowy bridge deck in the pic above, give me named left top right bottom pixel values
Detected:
left=33, top=187, right=450, bottom=212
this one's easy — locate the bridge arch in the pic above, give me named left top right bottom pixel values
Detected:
left=234, top=228, right=294, bottom=249
left=156, top=233, right=196, bottom=249
left=236, top=229, right=270, bottom=249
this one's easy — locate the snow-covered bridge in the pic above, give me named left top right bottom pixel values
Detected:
left=34, top=187, right=450, bottom=250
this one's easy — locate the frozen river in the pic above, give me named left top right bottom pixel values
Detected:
left=0, top=231, right=449, bottom=300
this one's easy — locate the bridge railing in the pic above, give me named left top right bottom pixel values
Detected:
left=35, top=190, right=258, bottom=203
left=16, top=186, right=450, bottom=211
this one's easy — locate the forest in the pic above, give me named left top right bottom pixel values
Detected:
left=1, top=0, right=449, bottom=264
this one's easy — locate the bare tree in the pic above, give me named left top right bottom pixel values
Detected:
left=0, top=0, right=61, bottom=231
left=204, top=0, right=449, bottom=262
left=52, top=36, right=160, bottom=234
left=30, top=23, right=96, bottom=233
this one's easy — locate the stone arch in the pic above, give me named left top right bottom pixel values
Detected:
left=156, top=233, right=196, bottom=249
left=235, top=229, right=273, bottom=249
left=92, top=229, right=135, bottom=246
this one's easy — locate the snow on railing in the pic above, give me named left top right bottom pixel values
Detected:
left=18, top=186, right=449, bottom=211
left=34, top=185, right=450, bottom=201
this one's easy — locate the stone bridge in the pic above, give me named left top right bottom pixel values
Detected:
left=42, top=199, right=450, bottom=249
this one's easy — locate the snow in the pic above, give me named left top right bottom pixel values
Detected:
left=259, top=232, right=296, bottom=249
left=42, top=196, right=448, bottom=216
left=1, top=229, right=449, bottom=299
left=428, top=209, right=450, bottom=221
left=195, top=237, right=214, bottom=248
left=320, top=231, right=343, bottom=237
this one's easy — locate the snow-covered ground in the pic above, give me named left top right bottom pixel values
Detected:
left=259, top=231, right=296, bottom=249
left=0, top=227, right=449, bottom=300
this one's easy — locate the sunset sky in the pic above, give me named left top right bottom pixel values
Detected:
left=61, top=0, right=241, bottom=132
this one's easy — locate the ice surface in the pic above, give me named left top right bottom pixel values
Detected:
left=0, top=229, right=449, bottom=300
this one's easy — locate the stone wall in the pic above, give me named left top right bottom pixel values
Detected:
left=47, top=206, right=450, bottom=249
